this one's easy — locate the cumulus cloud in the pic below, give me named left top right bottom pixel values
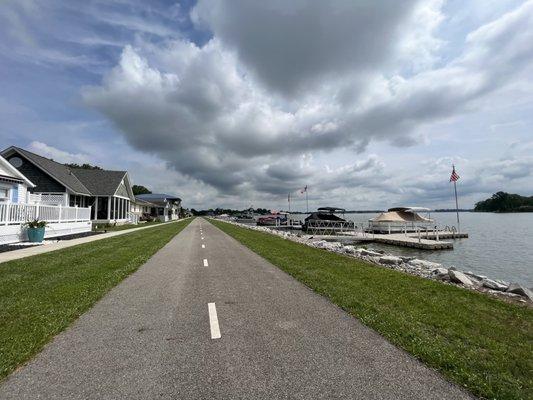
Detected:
left=28, top=141, right=91, bottom=164
left=82, top=0, right=533, bottom=206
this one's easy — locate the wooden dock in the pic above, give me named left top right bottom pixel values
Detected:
left=309, top=230, right=468, bottom=250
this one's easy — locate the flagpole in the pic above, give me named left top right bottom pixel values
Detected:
left=306, top=189, right=309, bottom=214
left=288, top=192, right=291, bottom=215
left=452, top=165, right=460, bottom=233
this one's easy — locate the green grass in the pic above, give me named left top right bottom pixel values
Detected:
left=210, top=219, right=533, bottom=400
left=0, top=218, right=191, bottom=380
left=92, top=220, right=162, bottom=232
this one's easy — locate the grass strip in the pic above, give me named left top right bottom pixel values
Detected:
left=0, top=218, right=191, bottom=380
left=92, top=221, right=162, bottom=232
left=210, top=219, right=533, bottom=400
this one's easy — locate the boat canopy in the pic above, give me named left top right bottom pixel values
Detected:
left=370, top=210, right=432, bottom=223
left=388, top=207, right=431, bottom=213
left=305, top=212, right=347, bottom=222
left=317, top=207, right=346, bottom=213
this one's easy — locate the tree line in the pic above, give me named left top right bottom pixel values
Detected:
left=474, top=192, right=533, bottom=212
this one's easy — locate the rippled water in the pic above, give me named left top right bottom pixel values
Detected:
left=291, top=212, right=533, bottom=286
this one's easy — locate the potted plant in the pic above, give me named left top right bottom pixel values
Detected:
left=24, top=219, right=48, bottom=243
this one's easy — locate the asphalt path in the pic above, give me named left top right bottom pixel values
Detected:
left=0, top=218, right=473, bottom=399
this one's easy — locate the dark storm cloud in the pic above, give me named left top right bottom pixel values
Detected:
left=191, top=0, right=419, bottom=96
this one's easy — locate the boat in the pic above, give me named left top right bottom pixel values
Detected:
left=367, top=207, right=434, bottom=233
left=234, top=208, right=255, bottom=224
left=302, top=207, right=348, bottom=233
left=256, top=212, right=288, bottom=226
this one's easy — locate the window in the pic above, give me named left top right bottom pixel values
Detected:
left=8, top=157, right=23, bottom=168
left=0, top=187, right=9, bottom=200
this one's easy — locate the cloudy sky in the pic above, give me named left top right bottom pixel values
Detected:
left=1, top=0, right=532, bottom=211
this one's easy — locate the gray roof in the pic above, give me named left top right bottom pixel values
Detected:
left=2, top=147, right=91, bottom=195
left=136, top=193, right=181, bottom=202
left=1, top=146, right=130, bottom=197
left=134, top=197, right=156, bottom=206
left=70, top=169, right=128, bottom=196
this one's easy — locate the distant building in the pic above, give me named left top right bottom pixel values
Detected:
left=135, top=193, right=181, bottom=222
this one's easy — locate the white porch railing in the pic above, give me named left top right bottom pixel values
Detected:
left=0, top=203, right=91, bottom=225
left=28, top=193, right=68, bottom=206
left=127, top=212, right=139, bottom=225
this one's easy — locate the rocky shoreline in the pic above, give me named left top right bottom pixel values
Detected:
left=222, top=220, right=533, bottom=305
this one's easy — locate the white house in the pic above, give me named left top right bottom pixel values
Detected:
left=1, top=146, right=136, bottom=225
left=0, top=154, right=35, bottom=204
left=135, top=194, right=181, bottom=222
left=0, top=155, right=92, bottom=245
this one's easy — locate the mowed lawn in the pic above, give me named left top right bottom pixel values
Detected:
left=92, top=220, right=162, bottom=232
left=210, top=219, right=533, bottom=400
left=0, top=218, right=191, bottom=380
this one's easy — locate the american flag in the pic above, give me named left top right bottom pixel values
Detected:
left=450, top=166, right=460, bottom=182
left=300, top=185, right=307, bottom=194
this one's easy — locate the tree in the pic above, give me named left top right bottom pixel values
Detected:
left=65, top=163, right=102, bottom=170
left=474, top=192, right=533, bottom=212
left=132, top=185, right=152, bottom=195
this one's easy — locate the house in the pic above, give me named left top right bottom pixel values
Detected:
left=0, top=154, right=92, bottom=244
left=1, top=146, right=135, bottom=224
left=135, top=193, right=181, bottom=222
left=131, top=197, right=157, bottom=221
left=0, top=154, right=35, bottom=203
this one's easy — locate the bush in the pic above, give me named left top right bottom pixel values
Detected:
left=24, top=219, right=48, bottom=228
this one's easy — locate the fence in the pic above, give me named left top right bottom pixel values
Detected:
left=27, top=193, right=68, bottom=206
left=304, top=220, right=358, bottom=235
left=0, top=203, right=91, bottom=225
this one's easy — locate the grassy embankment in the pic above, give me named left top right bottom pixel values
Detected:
left=210, top=219, right=532, bottom=400
left=0, top=218, right=191, bottom=380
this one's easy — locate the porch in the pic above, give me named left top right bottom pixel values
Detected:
left=0, top=202, right=92, bottom=245
left=92, top=196, right=134, bottom=224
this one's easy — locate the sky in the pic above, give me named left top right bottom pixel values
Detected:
left=1, top=0, right=532, bottom=211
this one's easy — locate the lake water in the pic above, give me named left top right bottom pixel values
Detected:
left=290, top=212, right=533, bottom=287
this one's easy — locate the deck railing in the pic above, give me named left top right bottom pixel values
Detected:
left=305, top=220, right=357, bottom=235
left=0, top=203, right=91, bottom=225
left=127, top=212, right=139, bottom=225
left=27, top=193, right=68, bottom=206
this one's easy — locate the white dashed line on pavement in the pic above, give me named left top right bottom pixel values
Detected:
left=208, top=303, right=221, bottom=339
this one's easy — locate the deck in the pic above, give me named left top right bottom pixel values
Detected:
left=308, top=231, right=468, bottom=250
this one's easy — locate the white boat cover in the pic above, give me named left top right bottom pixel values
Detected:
left=370, top=211, right=432, bottom=223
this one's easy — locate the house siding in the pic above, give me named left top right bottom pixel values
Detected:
left=115, top=181, right=129, bottom=198
left=7, top=155, right=66, bottom=193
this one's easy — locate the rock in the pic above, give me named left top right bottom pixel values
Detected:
left=409, top=259, right=442, bottom=269
left=343, top=245, right=356, bottom=253
left=379, top=255, right=402, bottom=265
left=448, top=270, right=474, bottom=287
left=465, top=272, right=487, bottom=281
left=506, top=283, right=533, bottom=301
left=311, top=240, right=328, bottom=248
left=431, top=268, right=449, bottom=281
left=360, top=249, right=383, bottom=257
left=431, top=267, right=448, bottom=276
left=495, top=279, right=510, bottom=287
left=399, top=256, right=415, bottom=262
left=482, top=278, right=508, bottom=291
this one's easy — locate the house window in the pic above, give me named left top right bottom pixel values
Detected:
left=8, top=157, right=23, bottom=168
left=0, top=186, right=9, bottom=201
